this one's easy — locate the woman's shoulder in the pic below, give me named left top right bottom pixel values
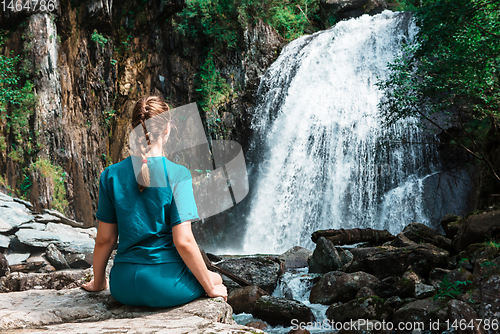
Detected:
left=163, top=158, right=192, bottom=182
left=101, top=156, right=131, bottom=178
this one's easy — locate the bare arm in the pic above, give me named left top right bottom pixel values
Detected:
left=82, top=221, right=118, bottom=292
left=172, top=221, right=227, bottom=300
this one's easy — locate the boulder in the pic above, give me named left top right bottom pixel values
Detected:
left=309, top=271, right=379, bottom=304
left=337, top=319, right=392, bottom=333
left=4, top=252, right=30, bottom=266
left=402, top=222, right=452, bottom=251
left=458, top=242, right=500, bottom=269
left=0, top=253, right=9, bottom=277
left=308, top=237, right=343, bottom=273
left=0, top=288, right=262, bottom=333
left=429, top=268, right=452, bottom=288
left=65, top=252, right=93, bottom=268
left=414, top=283, right=435, bottom=299
left=19, top=222, right=47, bottom=230
left=440, top=213, right=462, bottom=239
left=45, top=243, right=70, bottom=270
left=278, top=246, right=312, bottom=269
left=0, top=234, right=10, bottom=249
left=44, top=223, right=95, bottom=254
left=346, top=243, right=449, bottom=279
left=227, top=285, right=268, bottom=314
left=448, top=300, right=486, bottom=334
left=217, top=256, right=282, bottom=294
left=384, top=296, right=403, bottom=310
left=0, top=201, right=35, bottom=233
left=15, top=229, right=61, bottom=248
left=13, top=197, right=34, bottom=210
left=393, top=298, right=448, bottom=331
left=288, top=329, right=310, bottom=334
left=473, top=257, right=500, bottom=285
left=326, top=296, right=393, bottom=322
left=34, top=213, right=62, bottom=224
left=479, top=274, right=500, bottom=320
left=453, top=210, right=500, bottom=252
left=373, top=276, right=414, bottom=299
left=253, top=295, right=314, bottom=326
left=42, top=208, right=84, bottom=227
left=246, top=321, right=268, bottom=330
left=389, top=233, right=417, bottom=248
left=356, top=286, right=376, bottom=299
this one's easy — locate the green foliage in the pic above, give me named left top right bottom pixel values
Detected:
left=391, top=0, right=422, bottom=11
left=175, top=0, right=320, bottom=132
left=197, top=50, right=232, bottom=113
left=91, top=29, right=109, bottom=48
left=434, top=276, right=472, bottom=300
left=377, top=0, right=500, bottom=179
left=103, top=107, right=116, bottom=127
left=29, top=158, right=68, bottom=213
left=0, top=30, right=37, bottom=161
left=175, top=0, right=319, bottom=51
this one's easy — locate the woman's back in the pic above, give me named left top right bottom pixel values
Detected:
left=96, top=155, right=199, bottom=265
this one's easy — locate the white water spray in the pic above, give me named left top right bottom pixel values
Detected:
left=243, top=11, right=443, bottom=253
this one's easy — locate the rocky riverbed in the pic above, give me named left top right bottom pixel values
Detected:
left=1, top=188, right=500, bottom=333
left=221, top=211, right=500, bottom=334
left=0, top=191, right=263, bottom=333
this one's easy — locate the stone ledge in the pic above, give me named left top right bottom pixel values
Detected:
left=0, top=288, right=266, bottom=333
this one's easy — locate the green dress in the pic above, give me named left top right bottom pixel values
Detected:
left=96, top=155, right=205, bottom=307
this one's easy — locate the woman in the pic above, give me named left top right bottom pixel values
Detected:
left=82, top=96, right=227, bottom=307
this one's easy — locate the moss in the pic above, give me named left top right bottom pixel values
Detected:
left=29, top=158, right=68, bottom=213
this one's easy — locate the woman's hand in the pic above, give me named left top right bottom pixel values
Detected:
left=206, top=284, right=228, bottom=301
left=81, top=278, right=109, bottom=292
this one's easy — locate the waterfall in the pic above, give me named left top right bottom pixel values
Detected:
left=241, top=11, right=468, bottom=254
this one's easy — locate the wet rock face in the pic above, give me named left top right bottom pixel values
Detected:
left=308, top=237, right=343, bottom=273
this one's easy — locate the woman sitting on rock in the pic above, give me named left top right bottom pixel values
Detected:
left=82, top=96, right=227, bottom=307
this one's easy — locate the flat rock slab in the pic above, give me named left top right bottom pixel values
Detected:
left=0, top=203, right=35, bottom=233
left=0, top=288, right=265, bottom=333
left=14, top=223, right=95, bottom=253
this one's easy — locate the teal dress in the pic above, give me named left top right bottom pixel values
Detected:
left=96, top=156, right=205, bottom=307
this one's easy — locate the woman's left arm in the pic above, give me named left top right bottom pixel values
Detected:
left=82, top=221, right=118, bottom=292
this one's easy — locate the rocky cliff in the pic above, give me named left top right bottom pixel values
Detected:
left=0, top=0, right=283, bottom=226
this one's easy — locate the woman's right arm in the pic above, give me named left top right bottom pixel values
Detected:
left=172, top=221, right=227, bottom=300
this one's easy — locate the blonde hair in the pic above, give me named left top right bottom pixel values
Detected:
left=131, top=96, right=171, bottom=192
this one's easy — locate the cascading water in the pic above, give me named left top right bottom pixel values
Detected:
left=242, top=11, right=469, bottom=254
